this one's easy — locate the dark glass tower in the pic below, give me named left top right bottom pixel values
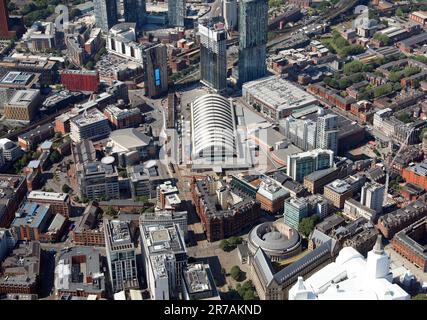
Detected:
left=238, top=0, right=268, bottom=85
left=168, top=0, right=186, bottom=27
left=94, top=0, right=119, bottom=33
left=123, top=0, right=146, bottom=31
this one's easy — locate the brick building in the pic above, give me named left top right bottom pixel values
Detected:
left=0, top=174, right=27, bottom=228
left=27, top=191, right=71, bottom=218
left=191, top=176, right=261, bottom=242
left=72, top=203, right=105, bottom=246
left=18, top=123, right=55, bottom=151
left=392, top=217, right=427, bottom=272
left=377, top=198, right=427, bottom=239
left=103, top=104, right=143, bottom=129
left=0, top=242, right=40, bottom=295
left=409, top=11, right=427, bottom=27
left=60, top=70, right=100, bottom=93
left=401, top=161, right=427, bottom=191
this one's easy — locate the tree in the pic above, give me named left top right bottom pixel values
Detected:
left=419, top=128, right=427, bottom=142
left=62, top=184, right=71, bottom=193
left=396, top=8, right=403, bottom=17
left=49, top=150, right=61, bottom=164
left=85, top=61, right=95, bottom=70
left=119, top=170, right=128, bottom=178
left=219, top=239, right=232, bottom=252
left=298, top=215, right=320, bottom=238
left=373, top=33, right=390, bottom=46
left=105, top=205, right=117, bottom=216
left=397, top=113, right=412, bottom=124
left=228, top=236, right=243, bottom=246
left=343, top=61, right=363, bottom=76
left=230, top=266, right=242, bottom=281
left=70, top=8, right=82, bottom=19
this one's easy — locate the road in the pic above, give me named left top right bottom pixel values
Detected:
left=267, top=0, right=359, bottom=51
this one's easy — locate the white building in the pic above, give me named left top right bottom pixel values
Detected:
left=107, top=128, right=152, bottom=160
left=191, top=94, right=236, bottom=161
left=316, top=113, right=338, bottom=155
left=343, top=198, right=377, bottom=222
left=104, top=220, right=138, bottom=293
left=140, top=223, right=187, bottom=300
left=70, top=108, right=111, bottom=143
left=0, top=138, right=21, bottom=162
left=287, top=149, right=334, bottom=182
left=373, top=108, right=392, bottom=131
left=107, top=23, right=145, bottom=63
left=361, top=182, right=385, bottom=214
left=289, top=235, right=410, bottom=300
left=21, top=21, right=56, bottom=52
left=282, top=117, right=317, bottom=151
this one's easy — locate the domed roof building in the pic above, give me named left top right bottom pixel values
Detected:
left=191, top=94, right=236, bottom=161
left=248, top=219, right=302, bottom=261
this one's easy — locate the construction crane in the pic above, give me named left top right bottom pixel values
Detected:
left=383, top=127, right=415, bottom=205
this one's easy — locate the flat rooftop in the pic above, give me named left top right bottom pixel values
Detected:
left=0, top=71, right=34, bottom=85
left=28, top=190, right=68, bottom=202
left=71, top=108, right=107, bottom=127
left=8, top=89, right=39, bottom=106
left=242, top=76, right=318, bottom=112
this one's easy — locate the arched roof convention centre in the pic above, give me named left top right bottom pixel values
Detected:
left=191, top=94, right=236, bottom=160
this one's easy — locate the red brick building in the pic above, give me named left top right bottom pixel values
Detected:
left=191, top=177, right=261, bottom=242
left=60, top=70, right=100, bottom=93
left=0, top=0, right=13, bottom=39
left=103, top=105, right=143, bottom=129
left=27, top=191, right=71, bottom=218
left=401, top=163, right=427, bottom=191
left=72, top=203, right=105, bottom=246
left=0, top=174, right=27, bottom=228
left=392, top=217, right=427, bottom=272
left=409, top=11, right=427, bottom=27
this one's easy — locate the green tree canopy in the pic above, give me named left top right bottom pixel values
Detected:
left=343, top=60, right=364, bottom=76
left=230, top=266, right=242, bottom=281
left=298, top=215, right=320, bottom=238
left=62, top=184, right=71, bottom=193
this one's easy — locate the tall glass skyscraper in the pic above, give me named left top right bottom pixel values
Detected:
left=199, top=22, right=227, bottom=93
left=168, top=0, right=186, bottom=27
left=94, top=0, right=119, bottom=33
left=238, top=0, right=268, bottom=85
left=123, top=0, right=146, bottom=30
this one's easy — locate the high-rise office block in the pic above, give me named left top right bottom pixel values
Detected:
left=316, top=113, right=338, bottom=155
left=283, top=117, right=317, bottom=151
left=123, top=0, right=146, bottom=30
left=199, top=22, right=227, bottom=93
left=284, top=198, right=309, bottom=230
left=223, top=0, right=238, bottom=31
left=104, top=220, right=139, bottom=293
left=287, top=149, right=334, bottom=183
left=168, top=0, right=186, bottom=27
left=361, top=182, right=385, bottom=214
left=144, top=43, right=168, bottom=98
left=0, top=0, right=12, bottom=39
left=94, top=0, right=119, bottom=33
left=238, top=0, right=268, bottom=85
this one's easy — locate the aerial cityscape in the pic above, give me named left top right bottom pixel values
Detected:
left=0, top=0, right=427, bottom=303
